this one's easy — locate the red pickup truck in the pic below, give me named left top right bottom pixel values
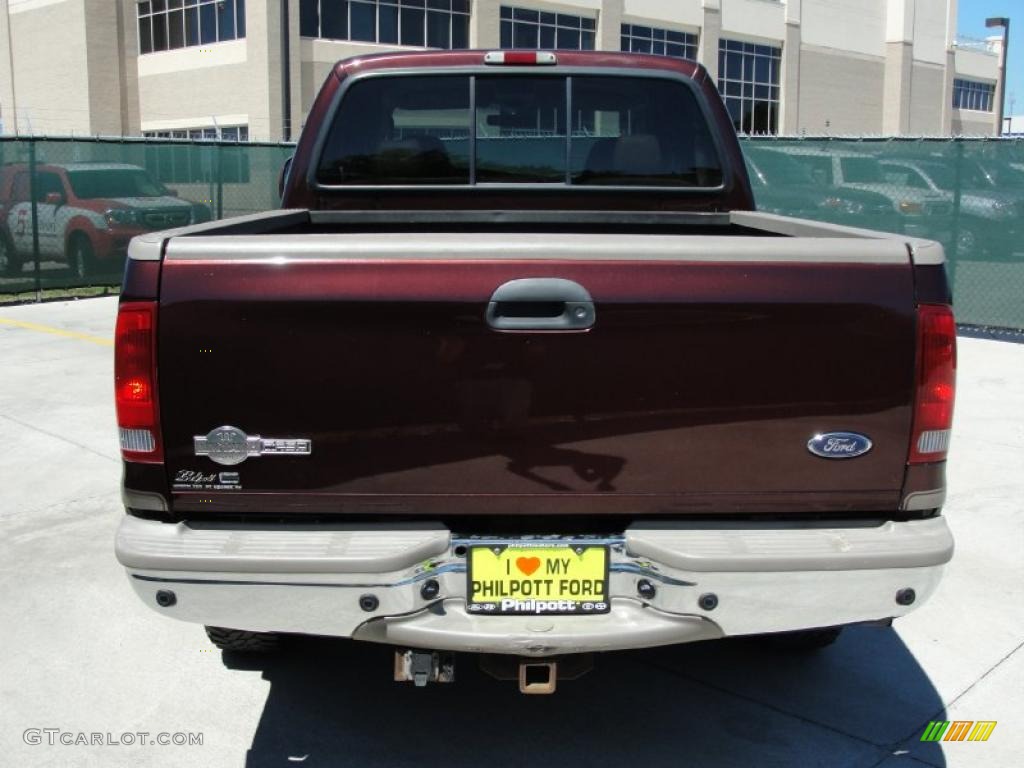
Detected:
left=114, top=51, right=955, bottom=693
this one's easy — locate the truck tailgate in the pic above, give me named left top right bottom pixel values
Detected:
left=157, top=232, right=915, bottom=517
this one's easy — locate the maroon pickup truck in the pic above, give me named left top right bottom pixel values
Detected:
left=114, top=50, right=955, bottom=693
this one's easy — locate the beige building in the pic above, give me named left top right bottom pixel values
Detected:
left=0, top=0, right=1006, bottom=140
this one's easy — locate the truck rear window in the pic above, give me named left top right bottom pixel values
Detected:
left=315, top=74, right=722, bottom=188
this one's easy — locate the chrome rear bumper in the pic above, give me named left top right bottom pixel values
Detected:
left=117, top=516, right=953, bottom=655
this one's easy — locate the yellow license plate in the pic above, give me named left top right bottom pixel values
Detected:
left=467, top=544, right=609, bottom=615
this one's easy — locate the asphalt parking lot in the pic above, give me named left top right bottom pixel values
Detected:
left=0, top=297, right=1021, bottom=768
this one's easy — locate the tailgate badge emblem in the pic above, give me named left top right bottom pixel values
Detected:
left=194, top=426, right=312, bottom=466
left=807, top=432, right=873, bottom=459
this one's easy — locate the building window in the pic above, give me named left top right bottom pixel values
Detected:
left=717, top=39, right=781, bottom=134
left=499, top=6, right=595, bottom=50
left=137, top=0, right=246, bottom=55
left=953, top=79, right=995, bottom=112
left=299, top=1, right=470, bottom=49
left=144, top=126, right=249, bottom=141
left=620, top=24, right=697, bottom=60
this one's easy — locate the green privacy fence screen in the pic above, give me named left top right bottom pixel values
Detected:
left=0, top=136, right=293, bottom=295
left=743, top=137, right=1024, bottom=333
left=1, top=135, right=1022, bottom=331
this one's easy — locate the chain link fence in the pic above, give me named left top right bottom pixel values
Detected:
left=743, top=137, right=1024, bottom=333
left=0, top=136, right=293, bottom=295
left=1, top=135, right=1022, bottom=332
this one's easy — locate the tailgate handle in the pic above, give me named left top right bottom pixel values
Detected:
left=486, top=278, right=595, bottom=331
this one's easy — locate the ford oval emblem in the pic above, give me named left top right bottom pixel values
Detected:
left=807, top=432, right=873, bottom=459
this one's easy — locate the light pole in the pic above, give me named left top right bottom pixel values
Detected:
left=3, top=0, right=18, bottom=135
left=986, top=17, right=1010, bottom=136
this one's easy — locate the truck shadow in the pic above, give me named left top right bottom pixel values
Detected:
left=229, top=626, right=946, bottom=768
left=503, top=445, right=626, bottom=491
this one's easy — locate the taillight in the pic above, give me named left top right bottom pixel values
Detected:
left=115, top=301, right=162, bottom=463
left=910, top=304, right=956, bottom=464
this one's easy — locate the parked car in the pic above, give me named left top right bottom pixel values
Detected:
left=881, top=157, right=1024, bottom=259
left=0, top=162, right=211, bottom=278
left=758, top=146, right=952, bottom=240
left=114, top=50, right=955, bottom=693
left=744, top=145, right=900, bottom=232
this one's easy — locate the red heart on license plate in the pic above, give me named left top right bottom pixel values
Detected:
left=516, top=556, right=541, bottom=576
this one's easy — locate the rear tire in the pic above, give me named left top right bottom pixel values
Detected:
left=0, top=234, right=21, bottom=276
left=204, top=626, right=281, bottom=653
left=68, top=233, right=95, bottom=280
left=760, top=627, right=843, bottom=652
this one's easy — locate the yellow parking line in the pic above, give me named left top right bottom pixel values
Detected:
left=0, top=316, right=114, bottom=347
